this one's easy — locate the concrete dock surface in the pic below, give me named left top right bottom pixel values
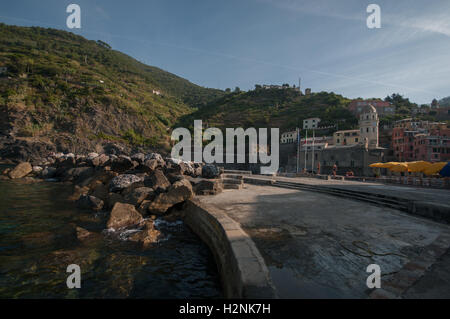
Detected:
left=198, top=184, right=450, bottom=298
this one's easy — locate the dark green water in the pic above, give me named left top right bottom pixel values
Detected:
left=0, top=165, right=222, bottom=298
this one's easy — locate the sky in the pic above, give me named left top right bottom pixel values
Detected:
left=1, top=0, right=449, bottom=104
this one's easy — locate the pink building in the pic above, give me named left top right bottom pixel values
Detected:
left=393, top=120, right=450, bottom=162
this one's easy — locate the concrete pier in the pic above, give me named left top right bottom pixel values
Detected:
left=195, top=184, right=450, bottom=298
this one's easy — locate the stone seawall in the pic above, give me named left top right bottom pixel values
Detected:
left=184, top=199, right=277, bottom=299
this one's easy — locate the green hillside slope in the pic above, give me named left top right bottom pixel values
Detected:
left=177, top=88, right=357, bottom=134
left=0, top=23, right=223, bottom=154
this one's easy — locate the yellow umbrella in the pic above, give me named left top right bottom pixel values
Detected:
left=406, top=161, right=432, bottom=173
left=370, top=162, right=399, bottom=169
left=423, top=162, right=448, bottom=176
left=389, top=162, right=409, bottom=172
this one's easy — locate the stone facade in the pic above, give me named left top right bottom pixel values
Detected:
left=283, top=144, right=385, bottom=176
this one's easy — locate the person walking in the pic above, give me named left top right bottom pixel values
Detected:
left=332, top=163, right=337, bottom=177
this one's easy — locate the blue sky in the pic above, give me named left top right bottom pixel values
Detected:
left=1, top=0, right=449, bottom=104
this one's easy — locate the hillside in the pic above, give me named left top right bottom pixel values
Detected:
left=0, top=23, right=224, bottom=158
left=177, top=88, right=357, bottom=134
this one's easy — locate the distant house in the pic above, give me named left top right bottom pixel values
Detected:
left=303, top=118, right=321, bottom=130
left=152, top=89, right=161, bottom=96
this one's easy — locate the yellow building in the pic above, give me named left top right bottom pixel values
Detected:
left=333, top=129, right=360, bottom=146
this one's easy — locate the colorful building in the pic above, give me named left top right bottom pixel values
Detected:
left=392, top=119, right=450, bottom=162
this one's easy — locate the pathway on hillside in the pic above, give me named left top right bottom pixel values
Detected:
left=198, top=185, right=450, bottom=298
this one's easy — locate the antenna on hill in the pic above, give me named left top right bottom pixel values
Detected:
left=298, top=77, right=301, bottom=93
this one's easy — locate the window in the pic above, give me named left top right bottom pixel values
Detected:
left=366, top=128, right=369, bottom=133
left=355, top=138, right=359, bottom=142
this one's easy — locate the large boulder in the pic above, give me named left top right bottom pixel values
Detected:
left=107, top=202, right=143, bottom=230
left=145, top=153, right=164, bottom=165
left=110, top=155, right=137, bottom=173
left=147, top=179, right=194, bottom=215
left=123, top=187, right=155, bottom=206
left=201, top=164, right=221, bottom=179
left=8, top=162, right=32, bottom=179
left=168, top=161, right=194, bottom=176
left=137, top=158, right=159, bottom=173
left=144, top=169, right=171, bottom=192
left=109, top=174, right=143, bottom=192
left=76, top=195, right=104, bottom=211
left=194, top=179, right=223, bottom=195
left=166, top=173, right=185, bottom=184
left=90, top=154, right=110, bottom=167
left=91, top=169, right=118, bottom=185
left=128, top=220, right=162, bottom=248
left=131, top=153, right=145, bottom=164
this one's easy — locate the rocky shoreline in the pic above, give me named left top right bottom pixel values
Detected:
left=0, top=151, right=225, bottom=248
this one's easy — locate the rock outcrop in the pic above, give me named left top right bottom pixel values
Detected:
left=107, top=202, right=143, bottom=230
left=8, top=162, right=32, bottom=179
left=201, top=164, right=221, bottom=179
left=128, top=220, right=162, bottom=247
left=147, top=179, right=194, bottom=214
left=109, top=174, right=143, bottom=192
left=144, top=169, right=170, bottom=192
left=122, top=187, right=155, bottom=206
left=194, top=179, right=223, bottom=195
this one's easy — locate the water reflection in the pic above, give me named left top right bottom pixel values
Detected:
left=0, top=171, right=222, bottom=299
